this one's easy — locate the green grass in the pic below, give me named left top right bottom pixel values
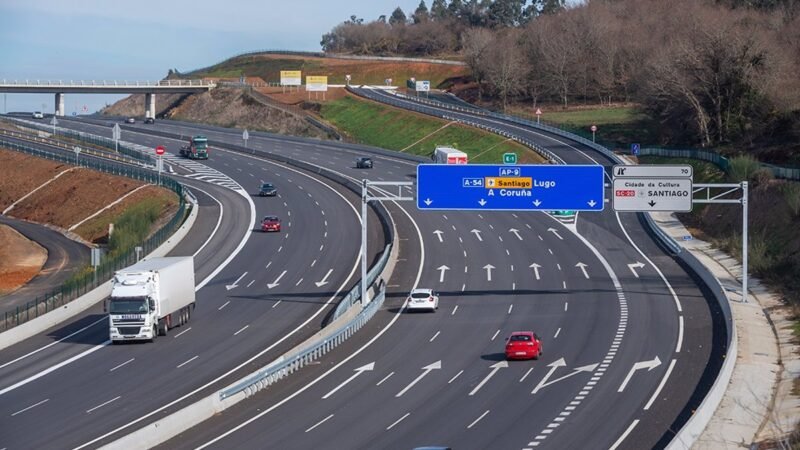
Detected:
left=107, top=199, right=166, bottom=257
left=321, top=96, right=544, bottom=163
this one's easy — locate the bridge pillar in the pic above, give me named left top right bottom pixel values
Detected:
left=145, top=93, right=156, bottom=119
left=55, top=93, right=65, bottom=116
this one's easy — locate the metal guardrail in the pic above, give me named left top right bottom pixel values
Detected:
left=332, top=243, right=392, bottom=321
left=7, top=117, right=154, bottom=164
left=0, top=79, right=213, bottom=87
left=0, top=137, right=186, bottom=332
left=220, top=284, right=386, bottom=400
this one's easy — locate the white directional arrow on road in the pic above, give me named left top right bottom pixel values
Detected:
left=618, top=356, right=662, bottom=392
left=424, top=198, right=433, bottom=206
left=471, top=229, right=483, bottom=242
left=478, top=199, right=487, bottom=206
left=267, top=270, right=287, bottom=289
left=532, top=358, right=599, bottom=394
left=315, top=269, right=333, bottom=287
left=433, top=230, right=444, bottom=242
left=627, top=261, right=646, bottom=278
left=529, top=263, right=542, bottom=281
left=225, top=272, right=248, bottom=291
left=483, top=264, right=495, bottom=282
left=575, top=262, right=590, bottom=279
left=547, top=228, right=563, bottom=240
left=396, top=361, right=441, bottom=397
left=322, top=362, right=375, bottom=399
left=509, top=228, right=523, bottom=241
left=533, top=199, right=542, bottom=207
left=437, top=265, right=450, bottom=283
left=469, top=361, right=508, bottom=396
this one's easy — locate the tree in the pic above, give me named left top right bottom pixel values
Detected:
left=539, top=0, right=566, bottom=15
left=487, top=0, right=526, bottom=27
left=389, top=7, right=408, bottom=25
left=485, top=32, right=526, bottom=111
left=431, top=0, right=449, bottom=20
left=462, top=28, right=495, bottom=101
left=414, top=0, right=430, bottom=24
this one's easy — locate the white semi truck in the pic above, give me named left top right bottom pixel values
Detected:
left=107, top=256, right=196, bottom=343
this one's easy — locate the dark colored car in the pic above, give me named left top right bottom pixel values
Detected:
left=144, top=117, right=155, bottom=124
left=258, top=183, right=277, bottom=197
left=505, top=331, right=543, bottom=360
left=125, top=117, right=135, bottom=124
left=355, top=157, right=373, bottom=169
left=261, top=216, right=281, bottom=232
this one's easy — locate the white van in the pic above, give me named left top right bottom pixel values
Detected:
left=433, top=146, right=468, bottom=164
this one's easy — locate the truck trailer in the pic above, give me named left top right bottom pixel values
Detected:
left=107, top=256, right=196, bottom=343
left=433, top=146, right=468, bottom=164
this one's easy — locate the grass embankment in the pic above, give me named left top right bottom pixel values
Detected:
left=510, top=104, right=655, bottom=150
left=321, top=95, right=544, bottom=163
left=189, top=53, right=468, bottom=88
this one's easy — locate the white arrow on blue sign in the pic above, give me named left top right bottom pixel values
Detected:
left=416, top=164, right=605, bottom=211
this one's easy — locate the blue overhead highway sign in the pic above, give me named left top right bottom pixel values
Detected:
left=417, top=164, right=605, bottom=211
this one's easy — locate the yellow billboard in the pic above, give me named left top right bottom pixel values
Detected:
left=280, top=70, right=302, bottom=86
left=306, top=76, right=328, bottom=92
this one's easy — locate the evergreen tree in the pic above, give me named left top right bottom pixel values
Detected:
left=414, top=0, right=430, bottom=23
left=538, top=0, right=566, bottom=15
left=389, top=7, right=408, bottom=25
left=488, top=0, right=526, bottom=27
left=431, top=0, right=449, bottom=20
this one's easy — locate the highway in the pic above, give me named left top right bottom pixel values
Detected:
left=0, top=119, right=381, bottom=449
left=0, top=102, right=724, bottom=450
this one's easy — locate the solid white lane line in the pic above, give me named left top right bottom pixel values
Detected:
left=430, top=331, right=441, bottom=342
left=554, top=328, right=561, bottom=338
left=86, top=396, right=121, bottom=414
left=0, top=342, right=109, bottom=396
left=386, top=413, right=410, bottom=430
left=234, top=325, right=249, bottom=336
left=218, top=301, right=230, bottom=311
left=11, top=399, right=49, bottom=416
left=467, top=410, right=490, bottom=429
left=451, top=305, right=459, bottom=315
left=448, top=370, right=464, bottom=384
left=376, top=372, right=394, bottom=386
left=644, top=359, right=676, bottom=410
left=272, top=300, right=282, bottom=308
left=0, top=316, right=106, bottom=369
left=305, top=414, right=334, bottom=433
left=173, top=327, right=192, bottom=339
left=609, top=420, right=640, bottom=450
left=520, top=367, right=534, bottom=383
left=508, top=305, right=513, bottom=314
left=176, top=356, right=198, bottom=368
left=676, top=316, right=684, bottom=353
left=109, top=358, right=135, bottom=372
left=491, top=329, right=501, bottom=341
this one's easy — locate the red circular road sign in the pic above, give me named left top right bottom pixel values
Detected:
left=590, top=125, right=598, bottom=132
left=155, top=145, right=165, bottom=155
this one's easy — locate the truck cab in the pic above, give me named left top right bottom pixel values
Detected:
left=179, top=136, right=209, bottom=159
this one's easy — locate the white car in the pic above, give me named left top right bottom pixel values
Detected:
left=406, top=288, right=439, bottom=312
left=32, top=111, right=44, bottom=119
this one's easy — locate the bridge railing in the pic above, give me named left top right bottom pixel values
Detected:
left=0, top=79, right=214, bottom=87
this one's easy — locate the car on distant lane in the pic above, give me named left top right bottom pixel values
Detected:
left=32, top=111, right=44, bottom=119
left=258, top=182, right=277, bottom=197
left=505, top=331, right=542, bottom=360
left=261, top=215, right=281, bottom=232
left=355, top=157, right=373, bottom=169
left=406, top=288, right=438, bottom=312
left=125, top=117, right=136, bottom=124
left=144, top=117, right=155, bottom=124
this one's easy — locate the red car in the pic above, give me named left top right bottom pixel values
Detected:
left=261, top=216, right=281, bottom=232
left=505, top=331, right=543, bottom=360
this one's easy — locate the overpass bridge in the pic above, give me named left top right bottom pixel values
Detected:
left=0, top=79, right=216, bottom=117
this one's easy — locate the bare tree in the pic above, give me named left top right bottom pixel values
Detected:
left=485, top=31, right=526, bottom=111
left=462, top=27, right=494, bottom=101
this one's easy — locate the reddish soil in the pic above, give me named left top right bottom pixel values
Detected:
left=0, top=224, right=46, bottom=294
left=0, top=149, right=70, bottom=210
left=9, top=168, right=144, bottom=230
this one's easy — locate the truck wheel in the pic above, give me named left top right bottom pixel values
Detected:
left=150, top=325, right=157, bottom=342
left=158, top=319, right=168, bottom=336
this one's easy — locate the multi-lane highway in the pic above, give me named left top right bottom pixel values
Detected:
left=0, top=96, right=725, bottom=450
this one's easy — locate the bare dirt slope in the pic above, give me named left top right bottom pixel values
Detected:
left=101, top=92, right=188, bottom=118
left=0, top=224, right=46, bottom=295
